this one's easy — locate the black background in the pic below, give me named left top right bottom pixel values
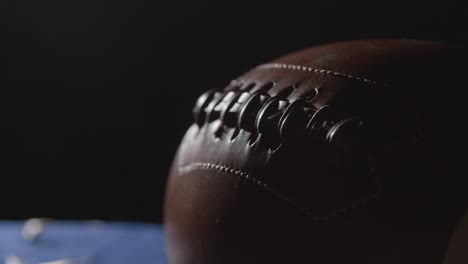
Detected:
left=1, top=1, right=467, bottom=222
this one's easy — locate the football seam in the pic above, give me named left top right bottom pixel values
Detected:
left=178, top=161, right=381, bottom=222
left=257, top=63, right=386, bottom=86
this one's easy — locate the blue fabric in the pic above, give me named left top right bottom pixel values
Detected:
left=0, top=221, right=167, bottom=264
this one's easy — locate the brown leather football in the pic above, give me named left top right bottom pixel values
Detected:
left=164, top=39, right=468, bottom=264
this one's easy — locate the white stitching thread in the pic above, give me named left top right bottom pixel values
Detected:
left=178, top=162, right=380, bottom=222
left=257, top=63, right=383, bottom=86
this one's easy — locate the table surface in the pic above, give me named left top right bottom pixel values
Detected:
left=0, top=220, right=167, bottom=264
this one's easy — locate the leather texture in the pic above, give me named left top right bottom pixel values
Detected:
left=164, top=39, right=468, bottom=264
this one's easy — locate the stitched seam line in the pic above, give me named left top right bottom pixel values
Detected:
left=257, top=63, right=384, bottom=86
left=178, top=162, right=380, bottom=222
